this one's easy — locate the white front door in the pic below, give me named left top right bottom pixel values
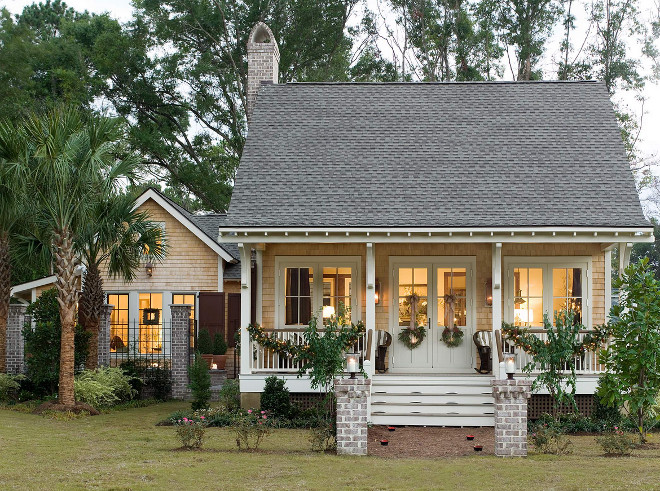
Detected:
left=390, top=258, right=475, bottom=373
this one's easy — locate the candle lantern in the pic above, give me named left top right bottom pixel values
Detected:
left=345, top=352, right=359, bottom=378
left=504, top=352, right=516, bottom=380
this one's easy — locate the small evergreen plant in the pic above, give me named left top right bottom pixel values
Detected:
left=188, top=352, right=211, bottom=411
left=196, top=329, right=213, bottom=354
left=213, top=332, right=227, bottom=355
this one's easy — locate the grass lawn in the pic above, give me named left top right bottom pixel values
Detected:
left=1, top=402, right=660, bottom=490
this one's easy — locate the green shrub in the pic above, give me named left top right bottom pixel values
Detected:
left=260, top=376, right=291, bottom=418
left=596, top=427, right=635, bottom=456
left=529, top=423, right=573, bottom=454
left=74, top=367, right=137, bottom=408
left=0, top=374, right=22, bottom=403
left=218, top=379, right=241, bottom=413
left=23, top=289, right=90, bottom=396
left=145, top=367, right=171, bottom=401
left=233, top=409, right=271, bottom=451
left=189, top=352, right=211, bottom=411
left=213, top=332, right=227, bottom=355
left=174, top=418, right=206, bottom=449
left=197, top=329, right=213, bottom=354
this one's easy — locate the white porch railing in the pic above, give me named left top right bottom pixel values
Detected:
left=251, top=328, right=371, bottom=373
left=502, top=329, right=607, bottom=375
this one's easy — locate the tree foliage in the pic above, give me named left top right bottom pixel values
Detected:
left=599, top=258, right=660, bottom=442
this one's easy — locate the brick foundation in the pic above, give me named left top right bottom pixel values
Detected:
left=491, top=379, right=532, bottom=457
left=97, top=304, right=113, bottom=367
left=6, top=305, right=27, bottom=375
left=334, top=377, right=371, bottom=456
left=170, top=304, right=192, bottom=399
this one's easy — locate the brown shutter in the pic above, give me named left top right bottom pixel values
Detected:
left=227, top=293, right=241, bottom=347
left=198, top=292, right=225, bottom=340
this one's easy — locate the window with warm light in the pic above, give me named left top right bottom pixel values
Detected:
left=139, top=293, right=163, bottom=353
left=398, top=267, right=428, bottom=328
left=277, top=257, right=360, bottom=328
left=505, top=259, right=589, bottom=327
left=107, top=293, right=129, bottom=353
left=513, top=268, right=543, bottom=327
left=437, top=267, right=467, bottom=328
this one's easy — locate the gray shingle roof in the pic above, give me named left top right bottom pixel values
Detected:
left=226, top=81, right=648, bottom=228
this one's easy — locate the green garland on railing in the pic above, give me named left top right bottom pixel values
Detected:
left=247, top=321, right=365, bottom=359
left=501, top=317, right=611, bottom=357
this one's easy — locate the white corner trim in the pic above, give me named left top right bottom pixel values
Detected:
left=134, top=189, right=235, bottom=263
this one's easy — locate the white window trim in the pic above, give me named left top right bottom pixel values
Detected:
left=275, top=256, right=362, bottom=328
left=503, top=256, right=592, bottom=328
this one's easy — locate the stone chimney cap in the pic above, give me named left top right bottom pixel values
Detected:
left=248, top=22, right=279, bottom=55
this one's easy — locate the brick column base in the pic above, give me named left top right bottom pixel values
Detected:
left=6, top=305, right=27, bottom=375
left=491, top=379, right=532, bottom=457
left=170, top=304, right=192, bottom=399
left=97, top=304, right=113, bottom=368
left=334, top=378, right=371, bottom=456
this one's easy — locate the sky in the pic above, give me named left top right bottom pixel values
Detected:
left=3, top=0, right=660, bottom=175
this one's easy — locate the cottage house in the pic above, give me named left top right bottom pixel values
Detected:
left=216, top=23, right=653, bottom=425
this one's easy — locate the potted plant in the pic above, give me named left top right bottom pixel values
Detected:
left=197, top=328, right=214, bottom=368
left=212, top=332, right=228, bottom=369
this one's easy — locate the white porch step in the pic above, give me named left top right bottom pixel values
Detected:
left=369, top=375, right=495, bottom=426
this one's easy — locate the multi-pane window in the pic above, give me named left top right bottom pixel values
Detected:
left=108, top=294, right=129, bottom=353
left=172, top=293, right=195, bottom=347
left=279, top=258, right=360, bottom=328
left=285, top=267, right=314, bottom=325
left=437, top=268, right=467, bottom=327
left=139, top=293, right=163, bottom=353
left=506, top=260, right=588, bottom=327
left=513, top=268, right=544, bottom=327
left=553, top=268, right=583, bottom=324
left=398, top=267, right=428, bottom=328
left=322, top=267, right=352, bottom=321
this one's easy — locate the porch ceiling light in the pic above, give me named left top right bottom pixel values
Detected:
left=345, top=352, right=359, bottom=379
left=504, top=352, right=516, bottom=380
left=145, top=262, right=154, bottom=277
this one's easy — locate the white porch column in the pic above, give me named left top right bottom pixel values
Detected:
left=605, top=248, right=612, bottom=321
left=255, top=246, right=264, bottom=325
left=618, top=242, right=633, bottom=277
left=365, top=243, right=376, bottom=378
left=239, top=243, right=252, bottom=375
left=492, top=243, right=503, bottom=377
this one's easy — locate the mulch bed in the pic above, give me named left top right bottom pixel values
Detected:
left=368, top=426, right=494, bottom=458
left=32, top=401, right=100, bottom=416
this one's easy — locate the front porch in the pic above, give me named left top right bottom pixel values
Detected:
left=223, top=233, right=646, bottom=425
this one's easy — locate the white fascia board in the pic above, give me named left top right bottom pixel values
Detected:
left=134, top=189, right=235, bottom=263
left=10, top=275, right=56, bottom=296
left=217, top=226, right=654, bottom=244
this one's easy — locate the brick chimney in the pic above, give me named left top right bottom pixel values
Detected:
left=246, top=22, right=279, bottom=124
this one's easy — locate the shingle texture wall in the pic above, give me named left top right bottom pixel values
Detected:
left=228, top=81, right=647, bottom=228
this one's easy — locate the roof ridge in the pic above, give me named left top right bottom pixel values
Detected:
left=277, top=80, right=601, bottom=86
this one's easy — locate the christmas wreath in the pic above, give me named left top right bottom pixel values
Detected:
left=398, top=292, right=427, bottom=350
left=398, top=325, right=427, bottom=350
left=441, top=327, right=464, bottom=347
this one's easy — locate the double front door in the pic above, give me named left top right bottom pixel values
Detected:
left=390, top=258, right=475, bottom=373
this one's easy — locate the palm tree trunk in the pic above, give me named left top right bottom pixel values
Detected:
left=54, top=227, right=79, bottom=407
left=0, top=232, right=10, bottom=373
left=79, top=263, right=104, bottom=370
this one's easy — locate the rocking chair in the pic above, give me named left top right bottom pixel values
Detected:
left=473, top=331, right=492, bottom=374
left=375, top=330, right=392, bottom=373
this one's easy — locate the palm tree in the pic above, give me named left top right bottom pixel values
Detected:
left=77, top=193, right=166, bottom=369
left=0, top=138, right=30, bottom=373
left=4, top=107, right=139, bottom=407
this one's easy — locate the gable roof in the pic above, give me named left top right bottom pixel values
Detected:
left=225, top=81, right=649, bottom=229
left=134, top=188, right=239, bottom=262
